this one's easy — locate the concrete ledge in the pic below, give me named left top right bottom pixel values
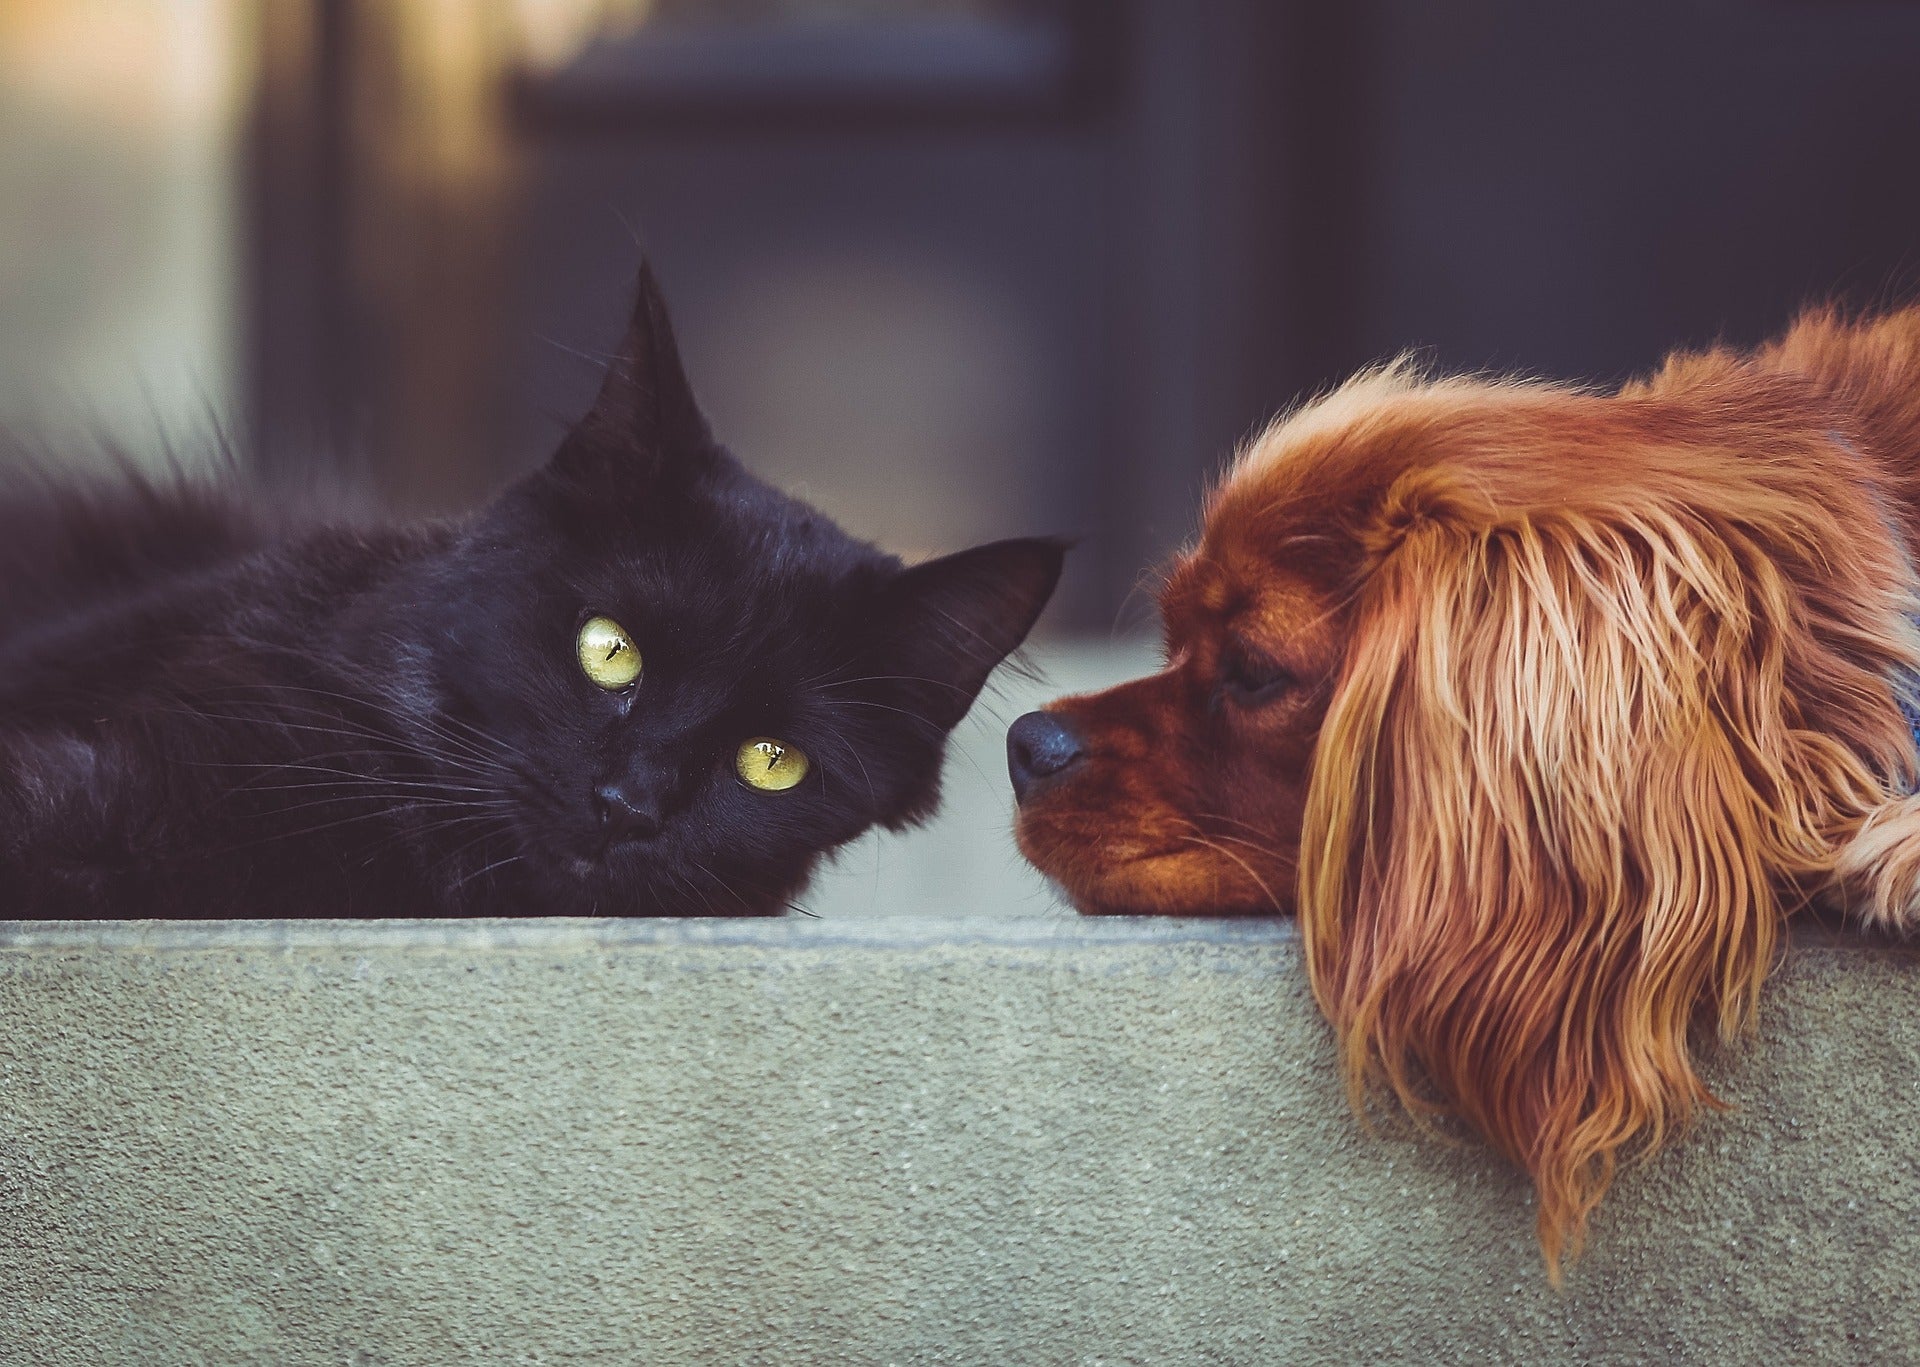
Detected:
left=1, top=918, right=1915, bottom=1364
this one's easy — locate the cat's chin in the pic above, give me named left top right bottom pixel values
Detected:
left=517, top=841, right=792, bottom=918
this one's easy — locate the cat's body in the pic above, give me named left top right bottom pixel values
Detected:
left=0, top=269, right=1063, bottom=917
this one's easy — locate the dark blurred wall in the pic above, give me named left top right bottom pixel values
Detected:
left=1348, top=0, right=1920, bottom=389
left=501, top=1, right=1318, bottom=629
left=508, top=121, right=1121, bottom=620
left=249, top=0, right=1920, bottom=631
left=502, top=3, right=1132, bottom=628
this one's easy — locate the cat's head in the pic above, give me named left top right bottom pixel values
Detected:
left=400, top=265, right=1063, bottom=914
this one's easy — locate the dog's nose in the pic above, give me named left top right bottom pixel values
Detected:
left=595, top=781, right=663, bottom=842
left=1008, top=711, right=1087, bottom=803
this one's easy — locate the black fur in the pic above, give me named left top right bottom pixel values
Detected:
left=0, top=266, right=1064, bottom=917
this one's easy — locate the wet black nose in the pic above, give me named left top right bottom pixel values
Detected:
left=1007, top=711, right=1087, bottom=804
left=595, top=781, right=662, bottom=842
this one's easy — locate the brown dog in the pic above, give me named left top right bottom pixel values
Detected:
left=1011, top=306, right=1920, bottom=1275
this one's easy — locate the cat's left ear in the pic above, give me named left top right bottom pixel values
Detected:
left=550, top=261, right=712, bottom=486
left=876, top=537, right=1068, bottom=730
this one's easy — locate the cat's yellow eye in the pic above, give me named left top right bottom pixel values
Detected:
left=577, top=615, right=642, bottom=690
left=736, top=737, right=809, bottom=792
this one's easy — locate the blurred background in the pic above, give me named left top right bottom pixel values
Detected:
left=4, top=0, right=1920, bottom=913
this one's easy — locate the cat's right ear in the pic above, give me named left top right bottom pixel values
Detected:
left=548, top=262, right=712, bottom=488
left=874, top=537, right=1069, bottom=732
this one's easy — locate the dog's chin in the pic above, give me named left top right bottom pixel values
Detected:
left=1029, top=869, right=1172, bottom=919
left=1070, top=892, right=1291, bottom=918
left=1020, top=817, right=1293, bottom=918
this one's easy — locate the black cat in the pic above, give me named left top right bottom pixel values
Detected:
left=0, top=267, right=1063, bottom=917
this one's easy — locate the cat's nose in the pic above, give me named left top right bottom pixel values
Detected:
left=1007, top=711, right=1086, bottom=804
left=595, top=781, right=662, bottom=842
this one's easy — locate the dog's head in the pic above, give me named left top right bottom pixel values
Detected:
left=1013, top=340, right=1920, bottom=1273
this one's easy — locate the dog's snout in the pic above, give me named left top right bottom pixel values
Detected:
left=1008, top=711, right=1086, bottom=803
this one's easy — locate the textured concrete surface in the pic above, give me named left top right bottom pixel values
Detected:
left=0, top=918, right=1915, bottom=1366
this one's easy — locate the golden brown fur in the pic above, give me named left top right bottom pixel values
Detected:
left=1014, top=306, right=1920, bottom=1276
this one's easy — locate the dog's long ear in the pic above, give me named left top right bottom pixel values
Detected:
left=1295, top=469, right=1909, bottom=1279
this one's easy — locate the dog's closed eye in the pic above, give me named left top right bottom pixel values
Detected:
left=1219, top=642, right=1298, bottom=707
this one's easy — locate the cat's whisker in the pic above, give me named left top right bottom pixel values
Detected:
left=207, top=767, right=506, bottom=799
left=152, top=701, right=502, bottom=775
left=809, top=730, right=879, bottom=810
left=197, top=754, right=496, bottom=784
left=824, top=698, right=944, bottom=735
left=346, top=806, right=515, bottom=869
left=194, top=686, right=514, bottom=774
left=237, top=795, right=513, bottom=827
left=162, top=713, right=514, bottom=787
left=673, top=867, right=722, bottom=918
left=198, top=806, right=434, bottom=855
left=187, top=674, right=515, bottom=758
left=684, top=858, right=788, bottom=919
left=814, top=673, right=973, bottom=697
left=444, top=849, right=524, bottom=896
left=430, top=820, right=518, bottom=883
left=793, top=653, right=865, bottom=691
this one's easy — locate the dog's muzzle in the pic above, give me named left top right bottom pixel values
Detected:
left=1007, top=711, right=1086, bottom=804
